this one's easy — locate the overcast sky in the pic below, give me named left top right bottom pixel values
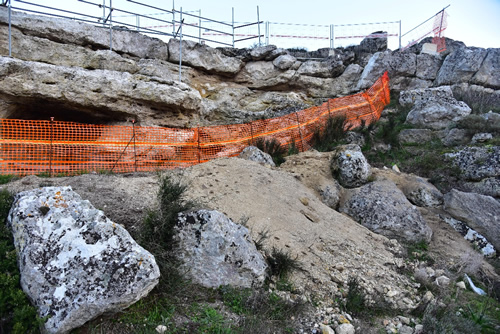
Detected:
left=10, top=0, right=500, bottom=50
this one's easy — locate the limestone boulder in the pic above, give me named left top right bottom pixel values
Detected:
left=441, top=128, right=471, bottom=147
left=444, top=189, right=500, bottom=251
left=372, top=169, right=443, bottom=207
left=168, top=39, right=243, bottom=76
left=7, top=186, right=160, bottom=334
left=356, top=51, right=416, bottom=90
left=436, top=47, right=488, bottom=86
left=446, top=146, right=500, bottom=181
left=461, top=177, right=500, bottom=199
left=295, top=63, right=363, bottom=97
left=443, top=216, right=496, bottom=257
left=273, top=54, right=297, bottom=70
left=234, top=61, right=296, bottom=89
left=330, top=144, right=371, bottom=188
left=358, top=31, right=388, bottom=53
left=297, top=58, right=345, bottom=78
left=400, top=86, right=471, bottom=130
left=0, top=57, right=202, bottom=126
left=238, top=146, right=275, bottom=167
left=250, top=45, right=278, bottom=61
left=174, top=210, right=267, bottom=288
left=397, top=129, right=435, bottom=145
left=416, top=53, right=442, bottom=80
left=0, top=7, right=168, bottom=59
left=470, top=48, right=500, bottom=89
left=339, top=180, right=432, bottom=243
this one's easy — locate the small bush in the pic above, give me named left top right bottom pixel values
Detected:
left=343, top=277, right=366, bottom=316
left=312, top=115, right=348, bottom=152
left=453, top=88, right=500, bottom=114
left=255, top=138, right=287, bottom=166
left=140, top=174, right=193, bottom=288
left=266, top=247, right=302, bottom=280
left=0, top=175, right=15, bottom=185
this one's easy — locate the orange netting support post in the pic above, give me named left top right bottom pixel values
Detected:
left=0, top=73, right=390, bottom=176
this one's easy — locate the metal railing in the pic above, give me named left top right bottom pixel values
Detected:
left=400, top=5, right=450, bottom=51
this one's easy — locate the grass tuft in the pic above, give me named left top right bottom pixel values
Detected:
left=312, top=115, right=348, bottom=152
left=255, top=138, right=288, bottom=166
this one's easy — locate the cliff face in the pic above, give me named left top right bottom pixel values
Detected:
left=1, top=7, right=498, bottom=128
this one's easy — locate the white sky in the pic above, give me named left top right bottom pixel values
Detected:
left=9, top=0, right=500, bottom=50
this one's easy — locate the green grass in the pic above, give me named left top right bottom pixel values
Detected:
left=0, top=174, right=16, bottom=185
left=0, top=188, right=42, bottom=334
left=255, top=138, right=288, bottom=166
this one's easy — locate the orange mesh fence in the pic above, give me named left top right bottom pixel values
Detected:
left=0, top=72, right=389, bottom=176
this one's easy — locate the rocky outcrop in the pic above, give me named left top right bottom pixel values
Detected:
left=0, top=7, right=168, bottom=59
left=339, top=180, right=432, bottom=243
left=238, top=146, right=275, bottom=167
left=446, top=146, right=500, bottom=181
left=397, top=129, right=435, bottom=145
left=436, top=47, right=488, bottom=86
left=0, top=56, right=202, bottom=126
left=443, top=189, right=500, bottom=251
left=443, top=216, right=496, bottom=257
left=400, top=86, right=471, bottom=129
left=470, top=48, right=500, bottom=89
left=174, top=210, right=267, bottom=288
left=168, top=39, right=243, bottom=76
left=7, top=186, right=160, bottom=334
left=330, top=144, right=372, bottom=188
left=373, top=169, right=443, bottom=207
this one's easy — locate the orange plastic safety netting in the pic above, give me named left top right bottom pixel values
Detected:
left=0, top=72, right=389, bottom=176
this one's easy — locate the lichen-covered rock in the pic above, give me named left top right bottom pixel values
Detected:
left=470, top=48, right=500, bottom=89
left=436, top=47, right=488, bottom=86
left=238, top=146, right=275, bottom=167
left=461, top=177, right=500, bottom=199
left=416, top=53, right=442, bottom=80
left=250, top=45, right=278, bottom=61
left=446, top=146, right=500, bottom=181
left=339, top=180, right=432, bottom=243
left=443, top=189, right=500, bottom=251
left=7, top=186, right=160, bottom=334
left=273, top=54, right=297, bottom=70
left=441, top=128, right=470, bottom=147
left=330, top=144, right=371, bottom=188
left=400, top=86, right=471, bottom=130
left=397, top=129, right=435, bottom=145
left=443, top=216, right=496, bottom=257
left=471, top=133, right=493, bottom=143
left=174, top=210, right=267, bottom=288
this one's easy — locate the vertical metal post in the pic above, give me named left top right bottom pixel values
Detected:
left=330, top=24, right=333, bottom=49
left=8, top=0, right=11, bottom=57
left=257, top=6, right=261, bottom=46
left=197, top=127, right=201, bottom=164
left=332, top=25, right=335, bottom=49
left=438, top=10, right=444, bottom=38
left=399, top=20, right=402, bottom=49
left=172, top=0, right=175, bottom=36
left=179, top=7, right=182, bottom=82
left=136, top=14, right=140, bottom=31
left=49, top=117, right=54, bottom=177
left=198, top=9, right=201, bottom=43
left=132, top=120, right=137, bottom=172
left=265, top=21, right=269, bottom=45
left=295, top=113, right=304, bottom=152
left=109, top=0, right=113, bottom=50
left=231, top=7, right=235, bottom=47
left=102, top=0, right=105, bottom=27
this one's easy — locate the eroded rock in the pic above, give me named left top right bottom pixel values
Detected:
left=339, top=180, right=432, bottom=243
left=330, top=144, right=371, bottom=188
left=174, top=210, right=267, bottom=288
left=400, top=86, right=471, bottom=130
left=238, top=146, right=275, bottom=167
left=7, top=186, right=160, bottom=334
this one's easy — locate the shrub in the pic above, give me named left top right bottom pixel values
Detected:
left=266, top=247, right=302, bottom=280
left=139, top=174, right=193, bottom=287
left=312, top=115, right=348, bottom=152
left=255, top=138, right=287, bottom=166
left=343, top=277, right=366, bottom=316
